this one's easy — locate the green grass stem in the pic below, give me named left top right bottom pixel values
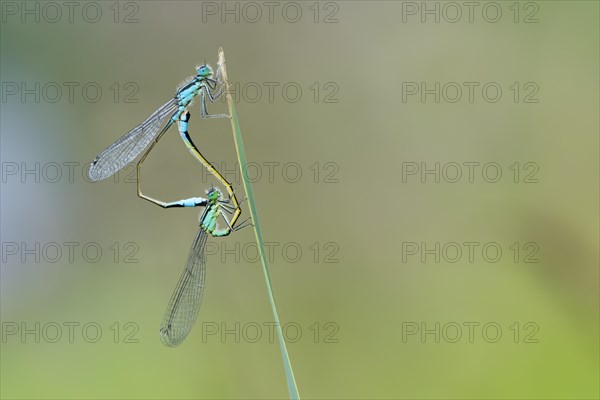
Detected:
left=218, top=47, right=300, bottom=400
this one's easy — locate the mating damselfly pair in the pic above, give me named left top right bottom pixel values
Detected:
left=88, top=57, right=248, bottom=347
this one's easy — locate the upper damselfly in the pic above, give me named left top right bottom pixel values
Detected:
left=88, top=63, right=228, bottom=181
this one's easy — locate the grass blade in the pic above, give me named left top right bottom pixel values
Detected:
left=217, top=47, right=301, bottom=400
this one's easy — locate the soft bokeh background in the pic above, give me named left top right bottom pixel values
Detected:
left=1, top=1, right=598, bottom=399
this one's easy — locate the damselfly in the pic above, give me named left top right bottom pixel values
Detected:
left=138, top=112, right=248, bottom=347
left=88, top=63, right=228, bottom=181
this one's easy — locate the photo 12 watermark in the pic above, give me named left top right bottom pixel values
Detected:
left=1, top=2, right=140, bottom=24
left=401, top=82, right=539, bottom=103
left=400, top=2, right=540, bottom=24
left=1, top=81, right=140, bottom=104
left=198, top=161, right=340, bottom=185
left=199, top=321, right=339, bottom=344
left=198, top=2, right=340, bottom=24
left=401, top=321, right=539, bottom=343
left=400, top=162, right=539, bottom=184
left=221, top=81, right=339, bottom=104
left=1, top=241, right=140, bottom=264
left=204, top=240, right=340, bottom=264
left=2, top=321, right=140, bottom=344
left=1, top=161, right=138, bottom=184
left=401, top=241, right=540, bottom=264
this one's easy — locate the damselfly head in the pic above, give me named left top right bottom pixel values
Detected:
left=196, top=64, right=213, bottom=78
left=206, top=186, right=222, bottom=200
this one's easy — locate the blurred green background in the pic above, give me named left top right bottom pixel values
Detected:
left=1, top=1, right=598, bottom=399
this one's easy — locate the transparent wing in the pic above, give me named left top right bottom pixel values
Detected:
left=159, top=227, right=208, bottom=347
left=88, top=98, right=179, bottom=181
